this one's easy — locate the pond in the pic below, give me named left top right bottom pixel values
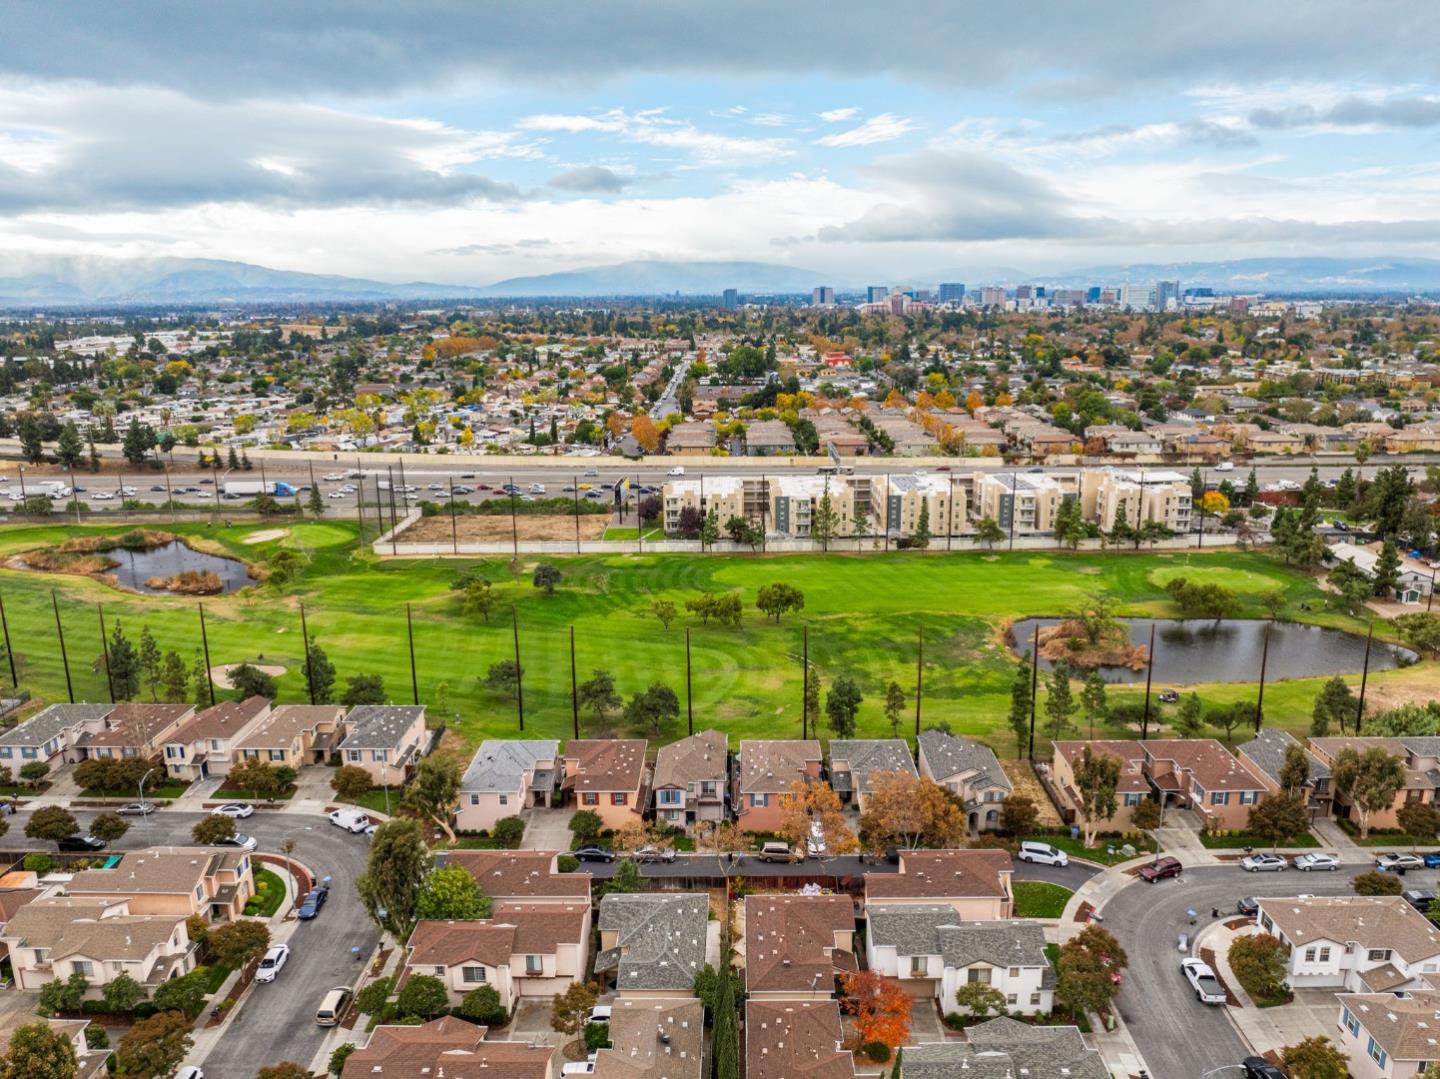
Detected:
left=106, top=541, right=252, bottom=595
left=1010, top=617, right=1416, bottom=684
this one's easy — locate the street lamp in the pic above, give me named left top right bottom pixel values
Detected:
left=138, top=767, right=157, bottom=846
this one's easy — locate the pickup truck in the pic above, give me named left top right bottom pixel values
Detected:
left=1181, top=958, right=1227, bottom=1005
left=1137, top=856, right=1183, bottom=882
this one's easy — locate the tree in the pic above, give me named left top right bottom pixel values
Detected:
left=552, top=981, right=600, bottom=1036
left=976, top=517, right=1005, bottom=549
left=840, top=971, right=912, bottom=1049
left=1008, top=659, right=1032, bottom=758
left=302, top=636, right=336, bottom=703
left=106, top=621, right=141, bottom=701
left=859, top=771, right=967, bottom=850
left=533, top=563, right=562, bottom=595
left=1332, top=745, right=1407, bottom=838
left=1174, top=692, right=1206, bottom=738
left=461, top=578, right=498, bottom=622
left=258, top=1065, right=312, bottom=1079
left=651, top=599, right=678, bottom=630
left=16, top=414, right=42, bottom=465
left=911, top=501, right=932, bottom=549
left=1131, top=797, right=1162, bottom=833
left=622, top=683, right=680, bottom=738
left=191, top=815, right=237, bottom=845
left=812, top=492, right=839, bottom=550
left=713, top=970, right=740, bottom=1079
left=1373, top=539, right=1402, bottom=598
left=1073, top=746, right=1120, bottom=848
left=396, top=973, right=450, bottom=1019
left=458, top=983, right=505, bottom=1024
left=0, top=1021, right=77, bottom=1079
left=99, top=970, right=146, bottom=1014
left=159, top=650, right=189, bottom=703
left=755, top=582, right=805, bottom=623
left=826, top=676, right=862, bottom=738
left=599, top=858, right=644, bottom=896
left=1259, top=589, right=1287, bottom=620
left=38, top=972, right=89, bottom=1015
left=228, top=661, right=277, bottom=699
left=804, top=663, right=822, bottom=738
left=1207, top=701, right=1256, bottom=744
left=19, top=761, right=49, bottom=788
left=1079, top=672, right=1107, bottom=740
left=25, top=807, right=78, bottom=845
left=401, top=752, right=464, bottom=844
left=415, top=863, right=492, bottom=921
left=138, top=626, right=162, bottom=700
left=700, top=508, right=721, bottom=548
left=1398, top=801, right=1440, bottom=848
left=1353, top=870, right=1404, bottom=896
left=1247, top=794, right=1310, bottom=850
left=484, top=660, right=522, bottom=695
left=1044, top=662, right=1076, bottom=740
left=120, top=418, right=157, bottom=468
left=1394, top=613, right=1440, bottom=659
left=1279, top=743, right=1311, bottom=797
left=954, top=981, right=1008, bottom=1019
left=882, top=681, right=907, bottom=737
left=341, top=673, right=386, bottom=707
left=354, top=976, right=393, bottom=1016
left=569, top=809, right=602, bottom=845
left=331, top=765, right=373, bottom=800
left=577, top=668, right=622, bottom=726
left=207, top=919, right=270, bottom=969
left=1057, top=924, right=1127, bottom=1017
left=357, top=818, right=432, bottom=938
left=778, top=778, right=858, bottom=856
left=89, top=812, right=130, bottom=843
left=1281, top=1036, right=1349, bottom=1079
left=116, top=1010, right=192, bottom=1079
left=151, top=970, right=207, bottom=1016
left=1311, top=676, right=1358, bottom=736
left=228, top=758, right=282, bottom=800
left=1228, top=933, right=1289, bottom=1002
left=998, top=794, right=1040, bottom=838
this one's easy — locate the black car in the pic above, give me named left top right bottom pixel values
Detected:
left=59, top=834, right=107, bottom=852
left=1242, top=1056, right=1287, bottom=1079
left=1404, top=888, right=1437, bottom=912
left=298, top=884, right=329, bottom=920
left=573, top=847, right=615, bottom=863
left=1237, top=896, right=1258, bottom=918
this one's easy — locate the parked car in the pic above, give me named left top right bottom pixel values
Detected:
left=328, top=808, right=370, bottom=833
left=1181, top=957, right=1227, bottom=1005
left=315, top=986, right=352, bottom=1027
left=1017, top=841, right=1069, bottom=867
left=1377, top=852, right=1425, bottom=872
left=1137, top=856, right=1183, bottom=882
left=117, top=801, right=156, bottom=816
left=211, top=803, right=254, bottom=819
left=562, top=1063, right=596, bottom=1077
left=586, top=1005, right=612, bottom=1025
left=1404, top=888, right=1438, bottom=913
left=176, top=1069, right=204, bottom=1079
left=1242, top=1057, right=1286, bottom=1079
left=214, top=833, right=257, bottom=852
left=1236, top=896, right=1258, bottom=918
left=255, top=944, right=290, bottom=983
left=632, top=846, right=676, bottom=864
left=298, top=884, right=330, bottom=920
left=757, top=841, right=800, bottom=863
left=58, top=834, right=106, bottom=852
left=571, top=847, right=613, bottom=863
left=1239, top=853, right=1287, bottom=873
left=1292, top=852, right=1340, bottom=871
left=806, top=820, right=826, bottom=858
left=1425, top=852, right=1440, bottom=868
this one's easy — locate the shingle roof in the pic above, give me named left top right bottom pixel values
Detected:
left=342, top=1016, right=553, bottom=1079
left=0, top=704, right=111, bottom=748
left=904, top=1017, right=1107, bottom=1079
left=461, top=740, right=559, bottom=793
left=864, top=849, right=1013, bottom=902
left=596, top=893, right=708, bottom=992
left=1260, top=896, right=1440, bottom=963
left=737, top=740, right=821, bottom=795
left=339, top=705, right=426, bottom=750
left=67, top=846, right=246, bottom=897
left=87, top=703, right=192, bottom=749
left=595, top=997, right=704, bottom=1079
left=437, top=851, right=591, bottom=901
left=1143, top=738, right=1266, bottom=792
left=917, top=729, right=1013, bottom=792
left=939, top=922, right=1054, bottom=989
left=1337, top=990, right=1440, bottom=1061
left=744, top=1001, right=854, bottom=1079
left=1238, top=728, right=1330, bottom=784
left=744, top=894, right=854, bottom=993
left=164, top=696, right=269, bottom=746
left=653, top=730, right=727, bottom=790
left=565, top=739, right=647, bottom=793
left=4, top=899, right=185, bottom=961
left=236, top=704, right=345, bottom=750
left=826, top=739, right=917, bottom=794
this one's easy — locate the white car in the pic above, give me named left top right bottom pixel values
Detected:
left=328, top=492, right=347, bottom=500
left=668, top=466, right=685, bottom=476
left=176, top=1069, right=204, bottom=1079
left=211, top=803, right=254, bottom=819
left=215, top=833, right=257, bottom=852
left=1181, top=957, right=1227, bottom=1005
left=1292, top=852, right=1340, bottom=871
left=529, top=483, right=546, bottom=494
left=255, top=944, right=289, bottom=983
left=1017, top=841, right=1069, bottom=867
left=1214, top=461, right=1235, bottom=472
left=1239, top=853, right=1287, bottom=872
left=323, top=473, right=345, bottom=481
left=329, top=808, right=370, bottom=833
left=1377, top=852, right=1425, bottom=872
left=562, top=1061, right=597, bottom=1076
left=586, top=1005, right=612, bottom=1025
left=92, top=491, right=114, bottom=501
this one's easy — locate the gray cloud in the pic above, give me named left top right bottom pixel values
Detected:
left=1045, top=119, right=1257, bottom=149
left=1, top=1, right=1435, bottom=99
left=1250, top=96, right=1440, bottom=130
left=547, top=166, right=631, bottom=193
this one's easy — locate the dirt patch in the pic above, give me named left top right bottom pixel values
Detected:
left=399, top=513, right=611, bottom=545
left=1000, top=761, right=1063, bottom=827
left=1075, top=901, right=1097, bottom=923
left=211, top=663, right=286, bottom=689
left=1198, top=946, right=1240, bottom=1007
left=241, top=528, right=290, bottom=545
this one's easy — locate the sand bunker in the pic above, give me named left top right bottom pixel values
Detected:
left=211, top=662, right=286, bottom=689
left=241, top=528, right=290, bottom=545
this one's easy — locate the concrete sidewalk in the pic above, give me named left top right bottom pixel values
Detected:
left=1194, top=919, right=1328, bottom=1056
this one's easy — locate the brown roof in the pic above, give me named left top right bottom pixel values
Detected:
left=745, top=1001, right=854, bottom=1079
left=653, top=730, right=727, bottom=790
left=1337, top=991, right=1440, bottom=1061
left=864, top=849, right=1013, bottom=903
left=595, top=997, right=704, bottom=1079
left=1260, top=896, right=1440, bottom=963
left=88, top=703, right=192, bottom=749
left=1052, top=740, right=1149, bottom=795
left=1143, top=739, right=1266, bottom=792
left=68, top=846, right=247, bottom=897
left=744, top=894, right=855, bottom=993
left=0, top=888, right=42, bottom=923
left=4, top=899, right=186, bottom=961
left=494, top=901, right=589, bottom=954
left=164, top=696, right=269, bottom=746
left=438, top=851, right=591, bottom=901
left=341, top=1016, right=551, bottom=1079
left=737, top=740, right=822, bottom=795
left=565, top=739, right=647, bottom=793
left=407, top=903, right=588, bottom=968
left=236, top=704, right=345, bottom=750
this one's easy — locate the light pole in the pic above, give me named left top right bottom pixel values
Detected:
left=139, top=767, right=157, bottom=846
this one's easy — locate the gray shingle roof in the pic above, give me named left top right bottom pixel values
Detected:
left=461, top=740, right=558, bottom=793
left=0, top=704, right=112, bottom=748
left=1238, top=728, right=1330, bottom=783
left=939, top=922, right=1054, bottom=989
left=917, top=729, right=1013, bottom=792
left=904, top=1017, right=1107, bottom=1079
left=827, top=738, right=917, bottom=794
left=866, top=903, right=957, bottom=954
left=595, top=893, right=707, bottom=992
left=339, top=705, right=425, bottom=750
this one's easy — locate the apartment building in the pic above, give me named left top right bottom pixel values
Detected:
left=80, top=703, right=195, bottom=761
left=651, top=730, right=727, bottom=833
left=160, top=696, right=272, bottom=781
left=1309, top=737, right=1439, bottom=831
left=767, top=474, right=873, bottom=538
left=235, top=704, right=347, bottom=770
left=455, top=740, right=559, bottom=834
left=1079, top=467, right=1193, bottom=532
left=972, top=472, right=1067, bottom=535
left=662, top=476, right=767, bottom=535
left=882, top=473, right=967, bottom=536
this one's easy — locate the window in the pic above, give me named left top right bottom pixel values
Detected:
left=1210, top=791, right=1229, bottom=806
left=372, top=750, right=387, bottom=762
left=751, top=794, right=768, bottom=808
left=434, top=965, right=445, bottom=977
left=469, top=795, right=479, bottom=806
left=701, top=782, right=716, bottom=796
left=243, top=750, right=258, bottom=759
left=269, top=750, right=285, bottom=762
left=966, top=968, right=991, bottom=985
left=1006, top=993, right=1018, bottom=1005
left=611, top=793, right=626, bottom=806
left=72, top=961, right=93, bottom=978
left=659, top=790, right=683, bottom=806
left=1240, top=790, right=1257, bottom=805
left=1319, top=947, right=1331, bottom=962
left=0, top=748, right=10, bottom=759
left=910, top=956, right=926, bottom=976
left=582, top=793, right=598, bottom=806
left=1008, top=967, right=1020, bottom=978
left=1123, top=793, right=1142, bottom=807
left=210, top=739, right=222, bottom=751
left=20, top=747, right=36, bottom=759
left=347, top=750, right=361, bottom=762
left=526, top=955, right=543, bottom=974
left=1030, top=993, right=1042, bottom=1006
left=1343, top=1008, right=1361, bottom=1037
left=1304, top=948, right=1316, bottom=962
left=499, top=795, right=508, bottom=806
left=1368, top=1037, right=1388, bottom=1067
left=1368, top=949, right=1393, bottom=962
left=462, top=966, right=486, bottom=983
left=166, top=746, right=183, bottom=759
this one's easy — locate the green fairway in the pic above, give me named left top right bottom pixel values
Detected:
left=0, top=519, right=1418, bottom=757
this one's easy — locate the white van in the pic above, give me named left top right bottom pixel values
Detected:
left=1017, top=841, right=1069, bottom=867
left=328, top=808, right=370, bottom=833
left=316, top=985, right=352, bottom=1026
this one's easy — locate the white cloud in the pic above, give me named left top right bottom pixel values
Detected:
left=517, top=108, right=790, bottom=162
left=819, top=107, right=860, bottom=122
left=815, top=113, right=917, bottom=148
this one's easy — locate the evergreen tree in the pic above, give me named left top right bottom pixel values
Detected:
left=1243, top=467, right=1260, bottom=506
left=107, top=621, right=141, bottom=701
left=1080, top=672, right=1107, bottom=740
left=700, top=507, right=720, bottom=548
left=1373, top=539, right=1401, bottom=599
left=303, top=636, right=337, bottom=703
left=138, top=626, right=162, bottom=701
left=1044, top=662, right=1077, bottom=740
left=191, top=650, right=211, bottom=709
left=159, top=650, right=189, bottom=703
left=55, top=421, right=83, bottom=469
left=1008, top=659, right=1032, bottom=758
left=121, top=417, right=153, bottom=466
left=912, top=501, right=931, bottom=549
left=1335, top=467, right=1357, bottom=509
left=17, top=414, right=42, bottom=464
left=713, top=973, right=739, bottom=1079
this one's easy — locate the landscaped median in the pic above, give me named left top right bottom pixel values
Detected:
left=1012, top=880, right=1073, bottom=919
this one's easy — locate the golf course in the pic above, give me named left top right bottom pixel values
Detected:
left=0, top=518, right=1427, bottom=756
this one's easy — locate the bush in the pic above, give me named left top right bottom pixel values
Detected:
left=85, top=1024, right=109, bottom=1049
left=22, top=852, right=53, bottom=875
left=457, top=984, right=505, bottom=1025
left=1229, top=933, right=1290, bottom=1004
left=570, top=810, right=602, bottom=844
left=396, top=974, right=449, bottom=1020
left=556, top=854, right=580, bottom=873
left=584, top=1022, right=612, bottom=1051
left=329, top=1043, right=357, bottom=1076
left=942, top=1012, right=966, bottom=1031
left=863, top=1041, right=892, bottom=1063
left=492, top=816, right=526, bottom=849
left=1354, top=871, right=1404, bottom=896
left=355, top=977, right=393, bottom=1016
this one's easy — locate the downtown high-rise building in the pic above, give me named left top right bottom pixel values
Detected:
left=867, top=285, right=889, bottom=303
left=722, top=288, right=739, bottom=309
left=812, top=286, right=836, bottom=306
left=938, top=282, right=965, bottom=302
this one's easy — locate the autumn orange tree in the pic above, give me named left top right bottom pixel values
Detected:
left=777, top=779, right=858, bottom=856
left=859, top=771, right=967, bottom=852
left=631, top=414, right=661, bottom=453
left=840, top=970, right=911, bottom=1049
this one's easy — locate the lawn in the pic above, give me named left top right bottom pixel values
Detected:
left=1024, top=833, right=1150, bottom=866
left=1012, top=880, right=1073, bottom=918
left=1197, top=831, right=1321, bottom=849
left=80, top=784, right=188, bottom=800
left=243, top=867, right=287, bottom=917
left=341, top=788, right=404, bottom=815
left=0, top=519, right=1414, bottom=757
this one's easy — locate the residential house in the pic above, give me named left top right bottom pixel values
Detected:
left=80, top=703, right=194, bottom=761
left=595, top=893, right=709, bottom=997
left=826, top=739, right=916, bottom=812
left=65, top=846, right=256, bottom=921
left=0, top=704, right=113, bottom=767
left=734, top=740, right=822, bottom=834
left=405, top=901, right=590, bottom=1009
left=745, top=419, right=797, bottom=456
left=1309, top=737, right=1438, bottom=831
left=340, top=1016, right=554, bottom=1079
left=917, top=729, right=1013, bottom=832
left=160, top=696, right=272, bottom=781
left=1238, top=729, right=1332, bottom=817
left=745, top=1000, right=855, bottom=1079
left=666, top=421, right=717, bottom=455
left=235, top=704, right=347, bottom=769
left=1, top=897, right=196, bottom=992
left=435, top=851, right=592, bottom=904
left=0, top=1013, right=108, bottom=1079
left=651, top=730, right=727, bottom=834
left=904, top=1017, right=1107, bottom=1079
left=1336, top=990, right=1440, bottom=1079
left=593, top=997, right=704, bottom=1079
left=1328, top=541, right=1434, bottom=604
left=1255, top=897, right=1440, bottom=992
left=337, top=705, right=428, bottom=786
left=863, top=849, right=1015, bottom=919
left=563, top=739, right=649, bottom=831
left=456, top=740, right=560, bottom=834
left=865, top=907, right=1053, bottom=1013
left=1142, top=738, right=1268, bottom=830
left=743, top=894, right=856, bottom=1000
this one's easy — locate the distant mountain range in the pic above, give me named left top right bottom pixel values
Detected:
left=3, top=253, right=1440, bottom=307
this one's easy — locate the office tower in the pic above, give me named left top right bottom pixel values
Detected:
left=722, top=288, right=738, bottom=309
left=1014, top=285, right=1035, bottom=301
left=867, top=285, right=889, bottom=303
left=979, top=286, right=1007, bottom=306
left=1086, top=286, right=1102, bottom=303
left=812, top=286, right=835, bottom=306
left=938, top=282, right=965, bottom=303
left=1154, top=280, right=1180, bottom=310
left=1120, top=282, right=1154, bottom=310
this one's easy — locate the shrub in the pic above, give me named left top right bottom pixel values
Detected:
left=458, top=984, right=505, bottom=1025
left=584, top=1022, right=612, bottom=1051
left=355, top=977, right=393, bottom=1016
left=863, top=1041, right=892, bottom=1063
left=395, top=974, right=449, bottom=1020
left=1354, top=871, right=1404, bottom=896
left=1228, top=933, right=1290, bottom=1003
left=22, top=852, right=53, bottom=875
left=85, top=1023, right=109, bottom=1049
left=329, top=1043, right=357, bottom=1076
left=942, top=1012, right=966, bottom=1031
left=556, top=854, right=580, bottom=873
left=493, top=816, right=526, bottom=848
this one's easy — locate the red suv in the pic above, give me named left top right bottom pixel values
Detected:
left=1137, top=856, right=1183, bottom=882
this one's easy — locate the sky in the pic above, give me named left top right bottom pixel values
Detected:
left=4, top=1, right=1440, bottom=285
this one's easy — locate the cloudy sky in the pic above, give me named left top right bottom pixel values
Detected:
left=4, top=1, right=1440, bottom=284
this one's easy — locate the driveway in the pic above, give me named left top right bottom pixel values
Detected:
left=520, top=807, right=574, bottom=851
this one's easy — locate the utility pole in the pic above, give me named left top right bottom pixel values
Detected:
left=686, top=628, right=694, bottom=736
left=509, top=477, right=519, bottom=565
left=0, top=586, right=17, bottom=687
left=97, top=604, right=115, bottom=702
left=1255, top=620, right=1272, bottom=731
left=1356, top=622, right=1375, bottom=733
left=569, top=626, right=580, bottom=740
left=406, top=603, right=419, bottom=706
left=448, top=476, right=459, bottom=555
left=299, top=603, right=315, bottom=705
left=512, top=606, right=524, bottom=732
left=802, top=625, right=809, bottom=739
left=1027, top=623, right=1039, bottom=761
left=914, top=625, right=923, bottom=738
left=198, top=604, right=216, bottom=706
left=1140, top=623, right=1156, bottom=740
left=52, top=590, right=73, bottom=703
